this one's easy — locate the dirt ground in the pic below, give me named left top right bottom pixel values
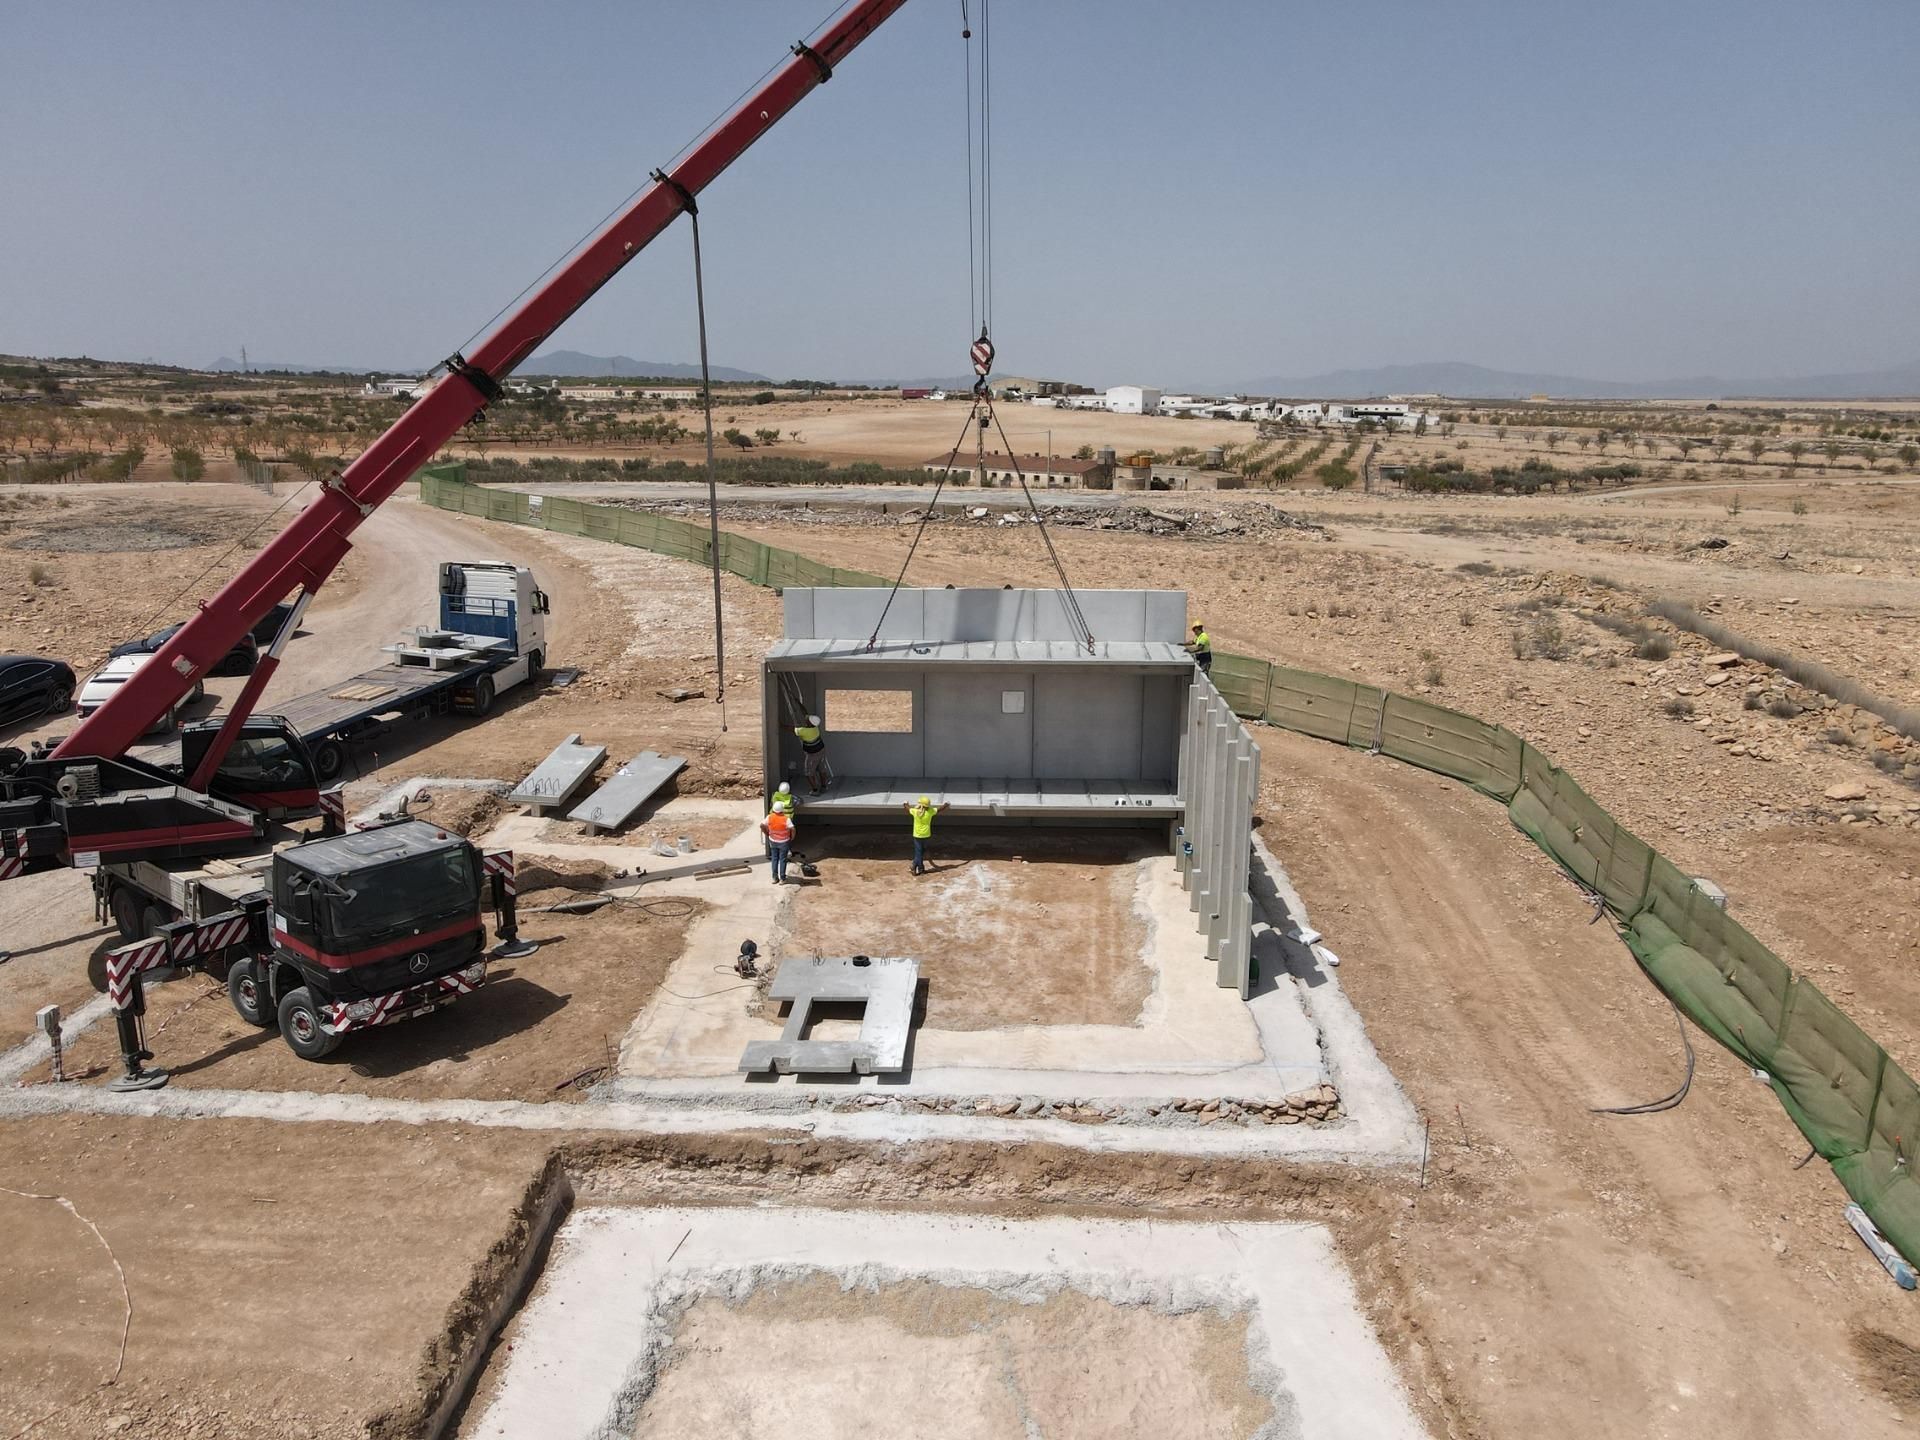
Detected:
left=5, top=462, right=1920, bottom=1438
left=0, top=1113, right=552, bottom=1440
left=1256, top=727, right=1920, bottom=1438
left=21, top=889, right=697, bottom=1102
left=634, top=1274, right=1272, bottom=1439
left=774, top=830, right=1154, bottom=1030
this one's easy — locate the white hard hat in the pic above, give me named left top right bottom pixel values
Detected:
left=808, top=714, right=820, bottom=726
left=777, top=782, right=790, bottom=794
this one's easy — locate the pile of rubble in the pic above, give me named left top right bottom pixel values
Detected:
left=608, top=496, right=1327, bottom=541
left=815, top=1083, right=1343, bottom=1128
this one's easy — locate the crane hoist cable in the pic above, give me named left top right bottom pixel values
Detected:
left=871, top=0, right=1096, bottom=651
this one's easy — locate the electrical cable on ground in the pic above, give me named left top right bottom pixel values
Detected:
left=1591, top=955, right=1696, bottom=1116
left=0, top=1185, right=132, bottom=1440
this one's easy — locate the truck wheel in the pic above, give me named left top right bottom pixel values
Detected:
left=468, top=676, right=496, bottom=717
left=110, top=885, right=144, bottom=941
left=140, top=903, right=173, bottom=939
left=277, top=987, right=340, bottom=1060
left=311, top=738, right=347, bottom=784
left=227, top=960, right=273, bottom=1027
left=526, top=649, right=544, bottom=685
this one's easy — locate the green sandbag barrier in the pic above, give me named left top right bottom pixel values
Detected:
left=416, top=463, right=1919, bottom=1270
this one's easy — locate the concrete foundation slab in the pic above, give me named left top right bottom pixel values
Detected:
left=463, top=1206, right=1428, bottom=1440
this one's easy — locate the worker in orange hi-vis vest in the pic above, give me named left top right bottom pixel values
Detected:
left=760, top=805, right=795, bottom=885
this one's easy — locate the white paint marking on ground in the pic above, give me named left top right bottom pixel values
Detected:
left=469, top=1206, right=1430, bottom=1440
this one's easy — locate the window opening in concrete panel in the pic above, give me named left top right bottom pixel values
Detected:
left=1001, top=689, right=1026, bottom=714
left=827, top=688, right=914, bottom=733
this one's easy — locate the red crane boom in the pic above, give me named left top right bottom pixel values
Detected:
left=55, top=0, right=909, bottom=762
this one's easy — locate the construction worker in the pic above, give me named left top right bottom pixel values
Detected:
left=794, top=713, right=829, bottom=794
left=1185, top=622, right=1213, bottom=674
left=903, top=795, right=944, bottom=875
left=770, top=781, right=796, bottom=816
left=760, top=802, right=795, bottom=885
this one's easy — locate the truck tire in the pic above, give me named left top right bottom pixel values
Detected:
left=526, top=649, right=544, bottom=685
left=110, top=885, right=144, bottom=941
left=277, top=987, right=340, bottom=1060
left=227, top=959, right=273, bottom=1027
left=140, top=903, right=173, bottom=940
left=468, top=676, right=496, bottom=717
left=311, top=738, right=347, bottom=784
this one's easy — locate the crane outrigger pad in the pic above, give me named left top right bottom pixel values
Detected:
left=509, top=733, right=608, bottom=815
left=566, top=750, right=687, bottom=834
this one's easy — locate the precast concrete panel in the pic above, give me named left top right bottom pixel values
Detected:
left=925, top=669, right=1033, bottom=777
left=1033, top=670, right=1142, bottom=779
left=783, top=588, right=1185, bottom=644
left=1178, top=674, right=1260, bottom=997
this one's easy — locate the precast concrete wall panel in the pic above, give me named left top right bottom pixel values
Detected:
left=1179, top=675, right=1260, bottom=997
left=926, top=670, right=1035, bottom=776
left=1034, top=670, right=1142, bottom=779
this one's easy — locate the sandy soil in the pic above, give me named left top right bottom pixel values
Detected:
left=0, top=1113, right=551, bottom=1440
left=1257, top=727, right=1920, bottom=1438
left=635, top=1273, right=1272, bottom=1439
left=773, top=831, right=1156, bottom=1031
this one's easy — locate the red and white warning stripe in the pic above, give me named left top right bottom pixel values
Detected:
left=191, top=912, right=251, bottom=957
left=0, top=857, right=21, bottom=883
left=105, top=938, right=171, bottom=1009
left=0, top=829, right=23, bottom=882
left=319, top=786, right=346, bottom=828
left=482, top=850, right=516, bottom=896
left=971, top=336, right=995, bottom=375
left=437, top=969, right=479, bottom=996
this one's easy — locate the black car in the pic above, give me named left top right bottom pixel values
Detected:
left=0, top=654, right=77, bottom=728
left=250, top=600, right=299, bottom=647
left=109, top=622, right=259, bottom=677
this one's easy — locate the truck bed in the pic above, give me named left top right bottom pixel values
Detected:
left=271, top=659, right=495, bottom=743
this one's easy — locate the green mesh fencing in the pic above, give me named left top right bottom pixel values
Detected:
left=416, top=465, right=1918, bottom=1271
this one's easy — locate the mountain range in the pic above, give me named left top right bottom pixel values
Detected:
left=1233, top=359, right=1920, bottom=401
left=517, top=350, right=770, bottom=383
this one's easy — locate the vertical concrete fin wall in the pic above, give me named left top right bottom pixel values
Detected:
left=1178, top=675, right=1260, bottom=997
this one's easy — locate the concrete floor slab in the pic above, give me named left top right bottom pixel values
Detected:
left=611, top=852, right=1326, bottom=1105
left=463, top=1205, right=1428, bottom=1440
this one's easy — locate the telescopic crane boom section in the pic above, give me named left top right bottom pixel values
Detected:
left=54, top=0, right=909, bottom=764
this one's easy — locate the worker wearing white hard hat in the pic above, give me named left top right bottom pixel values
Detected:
left=770, top=781, right=795, bottom=815
left=793, top=712, right=830, bottom=795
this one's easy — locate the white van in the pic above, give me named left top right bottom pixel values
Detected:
left=78, top=653, right=206, bottom=733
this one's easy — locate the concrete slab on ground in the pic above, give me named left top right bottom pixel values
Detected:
left=508, top=732, right=607, bottom=814
left=612, top=851, right=1325, bottom=1104
left=463, top=1205, right=1428, bottom=1440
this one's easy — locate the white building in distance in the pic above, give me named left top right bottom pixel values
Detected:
left=1105, top=385, right=1162, bottom=415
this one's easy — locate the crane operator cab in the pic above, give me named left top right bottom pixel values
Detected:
left=178, top=716, right=321, bottom=820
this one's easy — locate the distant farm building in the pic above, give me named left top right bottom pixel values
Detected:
left=921, top=450, right=1114, bottom=488
left=1105, top=385, right=1163, bottom=415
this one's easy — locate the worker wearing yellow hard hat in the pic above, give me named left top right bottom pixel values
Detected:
left=904, top=795, right=944, bottom=875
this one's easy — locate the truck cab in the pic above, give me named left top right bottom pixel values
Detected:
left=256, top=820, right=488, bottom=1057
left=437, top=561, right=548, bottom=689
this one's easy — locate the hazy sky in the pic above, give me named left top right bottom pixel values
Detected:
left=4, top=1, right=1917, bottom=388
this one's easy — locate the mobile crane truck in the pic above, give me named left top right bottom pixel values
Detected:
left=0, top=0, right=910, bottom=1085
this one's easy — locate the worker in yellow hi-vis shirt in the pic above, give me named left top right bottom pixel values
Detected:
left=904, top=795, right=944, bottom=875
left=1185, top=623, right=1213, bottom=674
left=793, top=713, right=829, bottom=794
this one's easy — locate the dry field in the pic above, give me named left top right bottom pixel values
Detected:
left=2, top=431, right=1919, bottom=1439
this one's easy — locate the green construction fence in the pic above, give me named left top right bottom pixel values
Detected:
left=416, top=461, right=1918, bottom=1269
